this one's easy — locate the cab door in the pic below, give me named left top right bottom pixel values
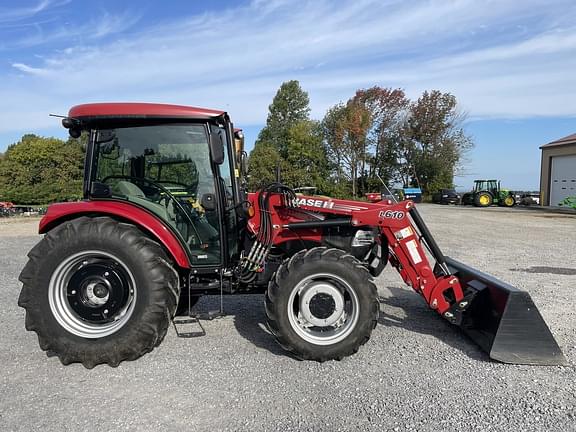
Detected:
left=210, top=124, right=240, bottom=266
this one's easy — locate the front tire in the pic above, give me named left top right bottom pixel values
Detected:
left=18, top=217, right=179, bottom=368
left=265, top=247, right=379, bottom=361
left=502, top=195, right=516, bottom=207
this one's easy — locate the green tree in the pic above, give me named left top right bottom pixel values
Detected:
left=0, top=134, right=84, bottom=204
left=249, top=80, right=312, bottom=190
left=352, top=87, right=410, bottom=189
left=247, top=141, right=283, bottom=191
left=322, top=103, right=348, bottom=190
left=260, top=80, right=311, bottom=157
left=403, top=90, right=473, bottom=194
left=283, top=120, right=332, bottom=193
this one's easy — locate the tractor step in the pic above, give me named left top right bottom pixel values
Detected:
left=172, top=316, right=206, bottom=338
left=172, top=310, right=225, bottom=338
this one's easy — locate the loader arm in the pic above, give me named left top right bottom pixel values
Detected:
left=247, top=193, right=465, bottom=316
left=306, top=199, right=466, bottom=317
left=245, top=191, right=565, bottom=365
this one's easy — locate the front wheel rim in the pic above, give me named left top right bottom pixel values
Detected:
left=48, top=251, right=137, bottom=338
left=287, top=273, right=360, bottom=346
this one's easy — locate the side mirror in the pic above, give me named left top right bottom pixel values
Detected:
left=239, top=151, right=249, bottom=176
left=209, top=130, right=225, bottom=165
left=69, top=128, right=82, bottom=139
left=62, top=117, right=81, bottom=138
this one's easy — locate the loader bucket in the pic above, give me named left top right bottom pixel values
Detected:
left=444, top=257, right=566, bottom=366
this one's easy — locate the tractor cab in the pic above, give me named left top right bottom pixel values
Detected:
left=66, top=103, right=246, bottom=268
left=473, top=179, right=499, bottom=195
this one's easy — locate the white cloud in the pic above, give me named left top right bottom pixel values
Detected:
left=1, top=0, right=575, bottom=138
left=1, top=8, right=141, bottom=50
left=11, top=62, right=49, bottom=76
left=0, top=0, right=66, bottom=23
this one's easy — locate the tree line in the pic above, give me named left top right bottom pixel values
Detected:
left=248, top=81, right=473, bottom=198
left=0, top=81, right=472, bottom=205
left=0, top=134, right=84, bottom=205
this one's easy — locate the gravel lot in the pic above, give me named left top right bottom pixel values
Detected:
left=1, top=205, right=575, bottom=432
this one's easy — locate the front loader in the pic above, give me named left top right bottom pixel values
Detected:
left=18, top=103, right=565, bottom=368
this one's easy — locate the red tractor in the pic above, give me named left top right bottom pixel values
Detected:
left=18, top=103, right=565, bottom=368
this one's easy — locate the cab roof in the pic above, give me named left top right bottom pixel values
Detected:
left=68, top=103, right=225, bottom=121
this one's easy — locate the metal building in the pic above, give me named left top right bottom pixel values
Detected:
left=540, top=133, right=576, bottom=206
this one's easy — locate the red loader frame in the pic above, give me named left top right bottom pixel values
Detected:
left=248, top=193, right=464, bottom=318
left=245, top=190, right=565, bottom=365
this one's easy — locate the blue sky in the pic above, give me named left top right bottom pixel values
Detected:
left=0, top=0, right=575, bottom=191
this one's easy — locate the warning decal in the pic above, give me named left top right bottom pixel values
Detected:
left=406, top=239, right=422, bottom=264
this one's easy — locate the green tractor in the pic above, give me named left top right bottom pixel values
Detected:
left=461, top=179, right=516, bottom=208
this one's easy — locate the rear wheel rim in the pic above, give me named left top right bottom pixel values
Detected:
left=287, top=273, right=360, bottom=346
left=48, top=251, right=136, bottom=338
left=479, top=195, right=490, bottom=205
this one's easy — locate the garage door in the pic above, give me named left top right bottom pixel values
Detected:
left=550, top=155, right=576, bottom=206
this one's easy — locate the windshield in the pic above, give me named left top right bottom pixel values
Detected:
left=92, top=123, right=221, bottom=265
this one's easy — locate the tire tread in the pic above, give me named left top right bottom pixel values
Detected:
left=18, top=216, right=180, bottom=368
left=265, top=247, right=378, bottom=362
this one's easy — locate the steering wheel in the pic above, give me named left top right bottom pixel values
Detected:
left=101, top=176, right=188, bottom=207
left=155, top=180, right=194, bottom=191
left=101, top=175, right=205, bottom=243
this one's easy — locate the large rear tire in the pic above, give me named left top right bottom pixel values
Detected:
left=265, top=247, right=379, bottom=361
left=18, top=216, right=179, bottom=368
left=461, top=193, right=473, bottom=205
left=474, top=192, right=493, bottom=207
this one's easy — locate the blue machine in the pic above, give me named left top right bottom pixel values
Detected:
left=403, top=187, right=422, bottom=203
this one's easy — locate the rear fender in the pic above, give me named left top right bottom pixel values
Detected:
left=39, top=201, right=191, bottom=269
